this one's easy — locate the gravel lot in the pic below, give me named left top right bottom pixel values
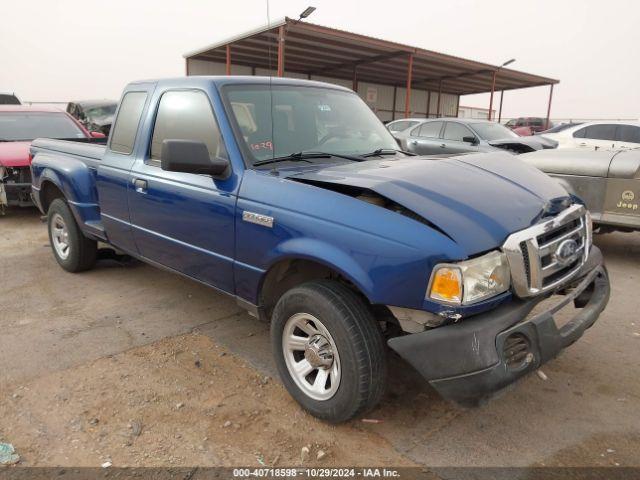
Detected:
left=1, top=208, right=639, bottom=468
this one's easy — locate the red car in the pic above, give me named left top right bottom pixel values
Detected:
left=505, top=117, right=553, bottom=136
left=0, top=106, right=104, bottom=213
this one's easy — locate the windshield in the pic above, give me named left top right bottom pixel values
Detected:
left=85, top=105, right=116, bottom=119
left=0, top=112, right=85, bottom=141
left=222, top=84, right=398, bottom=165
left=471, top=122, right=519, bottom=141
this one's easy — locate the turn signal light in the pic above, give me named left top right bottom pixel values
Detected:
left=429, top=267, right=462, bottom=304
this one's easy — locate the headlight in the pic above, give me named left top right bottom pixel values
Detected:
left=428, top=251, right=511, bottom=305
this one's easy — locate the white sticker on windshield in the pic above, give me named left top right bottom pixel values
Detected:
left=318, top=104, right=331, bottom=111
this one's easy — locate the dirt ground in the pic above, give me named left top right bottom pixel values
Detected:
left=1, top=208, right=639, bottom=469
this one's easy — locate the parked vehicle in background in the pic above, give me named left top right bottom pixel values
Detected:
left=0, top=106, right=104, bottom=213
left=521, top=148, right=640, bottom=233
left=67, top=100, right=117, bottom=137
left=396, top=118, right=557, bottom=155
left=30, top=76, right=609, bottom=423
left=538, top=121, right=640, bottom=151
left=536, top=122, right=583, bottom=135
left=505, top=117, right=552, bottom=135
left=0, top=92, right=21, bottom=105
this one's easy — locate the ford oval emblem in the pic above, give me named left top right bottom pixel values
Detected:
left=554, top=239, right=579, bottom=267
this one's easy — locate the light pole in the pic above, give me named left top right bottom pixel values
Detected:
left=489, top=58, right=515, bottom=121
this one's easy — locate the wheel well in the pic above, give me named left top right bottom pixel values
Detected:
left=259, top=259, right=367, bottom=319
left=40, top=181, right=65, bottom=213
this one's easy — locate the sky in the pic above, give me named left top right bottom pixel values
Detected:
left=1, top=0, right=638, bottom=119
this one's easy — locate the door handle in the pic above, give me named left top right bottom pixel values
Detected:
left=440, top=143, right=446, bottom=148
left=133, top=178, right=148, bottom=193
left=410, top=140, right=417, bottom=145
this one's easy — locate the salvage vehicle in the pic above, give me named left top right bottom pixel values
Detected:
left=31, top=76, right=610, bottom=422
left=67, top=100, right=117, bottom=137
left=0, top=106, right=104, bottom=213
left=539, top=121, right=640, bottom=150
left=505, top=117, right=552, bottom=134
left=520, top=147, right=640, bottom=233
left=396, top=118, right=557, bottom=155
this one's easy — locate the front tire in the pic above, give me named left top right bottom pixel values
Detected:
left=271, top=280, right=387, bottom=423
left=47, top=198, right=97, bottom=272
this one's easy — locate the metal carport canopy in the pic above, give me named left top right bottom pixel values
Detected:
left=184, top=17, right=559, bottom=119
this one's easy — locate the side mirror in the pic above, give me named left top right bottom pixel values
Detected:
left=90, top=131, right=106, bottom=139
left=161, top=139, right=229, bottom=178
left=463, top=135, right=478, bottom=145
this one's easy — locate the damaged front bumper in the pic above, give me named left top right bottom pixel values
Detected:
left=387, top=246, right=610, bottom=406
left=0, top=166, right=33, bottom=209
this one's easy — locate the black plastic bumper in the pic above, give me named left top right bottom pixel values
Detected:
left=388, top=246, right=610, bottom=406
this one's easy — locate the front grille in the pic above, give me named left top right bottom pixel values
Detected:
left=503, top=204, right=590, bottom=297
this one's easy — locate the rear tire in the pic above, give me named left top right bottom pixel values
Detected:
left=47, top=198, right=97, bottom=272
left=271, top=280, right=387, bottom=423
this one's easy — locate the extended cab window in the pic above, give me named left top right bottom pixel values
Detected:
left=150, top=90, right=227, bottom=164
left=110, top=92, right=147, bottom=155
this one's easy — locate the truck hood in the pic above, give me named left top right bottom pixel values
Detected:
left=0, top=141, right=31, bottom=168
left=287, top=153, right=572, bottom=255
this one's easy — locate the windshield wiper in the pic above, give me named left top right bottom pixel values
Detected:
left=360, top=148, right=416, bottom=158
left=253, top=151, right=364, bottom=167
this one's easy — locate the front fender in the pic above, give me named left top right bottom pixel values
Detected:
left=267, top=237, right=374, bottom=296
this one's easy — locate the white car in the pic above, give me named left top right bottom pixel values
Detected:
left=539, top=121, right=640, bottom=150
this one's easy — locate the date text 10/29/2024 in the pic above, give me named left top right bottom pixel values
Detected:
left=232, top=468, right=401, bottom=478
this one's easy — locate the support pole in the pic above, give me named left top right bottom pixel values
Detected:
left=277, top=26, right=285, bottom=77
left=545, top=84, right=554, bottom=129
left=352, top=66, right=358, bottom=92
left=404, top=53, right=414, bottom=118
left=436, top=80, right=442, bottom=117
left=225, top=44, right=231, bottom=75
left=426, top=90, right=431, bottom=118
left=498, top=90, right=504, bottom=122
left=488, top=70, right=497, bottom=120
left=391, top=86, right=397, bottom=121
left=454, top=94, right=460, bottom=118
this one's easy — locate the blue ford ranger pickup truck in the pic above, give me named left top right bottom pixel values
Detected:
left=30, top=77, right=610, bottom=422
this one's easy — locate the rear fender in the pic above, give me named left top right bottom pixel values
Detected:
left=32, top=154, right=100, bottom=227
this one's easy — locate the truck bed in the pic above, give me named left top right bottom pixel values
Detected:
left=31, top=138, right=107, bottom=169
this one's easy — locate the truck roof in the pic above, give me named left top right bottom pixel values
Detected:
left=127, top=75, right=352, bottom=92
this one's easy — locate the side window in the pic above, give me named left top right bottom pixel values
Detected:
left=150, top=90, right=226, bottom=164
left=417, top=121, right=443, bottom=138
left=388, top=121, right=408, bottom=132
left=110, top=92, right=147, bottom=155
left=443, top=122, right=474, bottom=142
left=616, top=125, right=640, bottom=144
left=573, top=127, right=586, bottom=138
left=583, top=124, right=617, bottom=141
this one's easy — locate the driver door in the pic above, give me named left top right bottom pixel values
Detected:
left=127, top=89, right=237, bottom=293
